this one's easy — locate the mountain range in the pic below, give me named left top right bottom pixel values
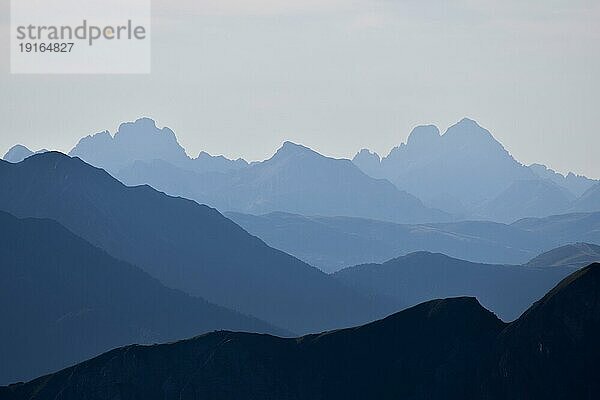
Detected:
left=0, top=153, right=386, bottom=335
left=0, top=210, right=282, bottom=385
left=2, top=116, right=599, bottom=398
left=353, top=118, right=598, bottom=220
left=227, top=210, right=600, bottom=272
left=3, top=263, right=599, bottom=400
left=4, top=117, right=598, bottom=223
left=80, top=119, right=448, bottom=223
left=68, top=118, right=248, bottom=175
left=525, top=242, right=600, bottom=268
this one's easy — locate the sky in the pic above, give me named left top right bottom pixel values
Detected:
left=1, top=0, right=599, bottom=178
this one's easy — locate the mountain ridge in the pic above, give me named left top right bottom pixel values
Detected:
left=0, top=152, right=389, bottom=334
left=332, top=250, right=576, bottom=321
left=116, top=138, right=449, bottom=224
left=3, top=263, right=599, bottom=399
left=227, top=210, right=600, bottom=272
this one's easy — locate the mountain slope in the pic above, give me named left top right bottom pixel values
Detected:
left=1, top=298, right=504, bottom=400
left=118, top=141, right=449, bottom=223
left=525, top=242, right=600, bottom=268
left=571, top=182, right=600, bottom=213
left=484, top=263, right=600, bottom=398
left=0, top=210, right=281, bottom=385
left=333, top=251, right=576, bottom=321
left=4, top=264, right=600, bottom=400
left=513, top=211, right=600, bottom=244
left=226, top=211, right=548, bottom=272
left=478, top=179, right=574, bottom=222
left=0, top=153, right=386, bottom=334
left=227, top=211, right=600, bottom=272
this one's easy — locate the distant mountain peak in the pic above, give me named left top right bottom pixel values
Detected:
left=458, top=116, right=478, bottom=125
left=3, top=145, right=33, bottom=163
left=355, top=148, right=380, bottom=161
left=69, top=117, right=191, bottom=173
left=272, top=141, right=322, bottom=159
left=3, top=145, right=48, bottom=163
left=282, top=140, right=310, bottom=150
left=352, top=149, right=382, bottom=177
left=113, top=118, right=183, bottom=151
left=443, top=117, right=496, bottom=143
left=406, top=125, right=441, bottom=147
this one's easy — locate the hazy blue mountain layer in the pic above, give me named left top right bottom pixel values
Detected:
left=6, top=118, right=598, bottom=223
left=227, top=211, right=600, bottom=272
left=117, top=140, right=449, bottom=223
left=333, top=251, right=577, bottom=322
left=529, top=163, right=595, bottom=197
left=0, top=153, right=388, bottom=335
left=0, top=210, right=282, bottom=385
left=353, top=118, right=598, bottom=220
left=571, top=182, right=600, bottom=212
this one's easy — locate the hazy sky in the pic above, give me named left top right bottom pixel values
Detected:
left=1, top=0, right=598, bottom=178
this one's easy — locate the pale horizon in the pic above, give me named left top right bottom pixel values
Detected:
left=1, top=0, right=598, bottom=178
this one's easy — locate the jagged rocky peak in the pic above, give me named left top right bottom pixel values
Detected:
left=353, top=148, right=381, bottom=165
left=352, top=148, right=383, bottom=177
left=193, top=151, right=249, bottom=172
left=115, top=118, right=181, bottom=147
left=354, top=148, right=381, bottom=162
left=69, top=117, right=191, bottom=173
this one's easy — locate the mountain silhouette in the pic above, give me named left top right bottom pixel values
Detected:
left=3, top=145, right=47, bottom=163
left=4, top=264, right=599, bottom=399
left=352, top=118, right=599, bottom=220
left=117, top=140, right=449, bottom=223
left=69, top=118, right=247, bottom=175
left=525, top=242, right=600, bottom=269
left=482, top=263, right=600, bottom=398
left=227, top=211, right=600, bottom=272
left=0, top=153, right=387, bottom=334
left=333, top=251, right=576, bottom=321
left=353, top=118, right=536, bottom=210
left=0, top=210, right=282, bottom=385
left=49, top=117, right=600, bottom=222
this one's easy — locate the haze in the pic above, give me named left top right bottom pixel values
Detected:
left=0, top=0, right=598, bottom=178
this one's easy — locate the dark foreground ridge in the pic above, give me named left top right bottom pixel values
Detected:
left=2, top=263, right=599, bottom=400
